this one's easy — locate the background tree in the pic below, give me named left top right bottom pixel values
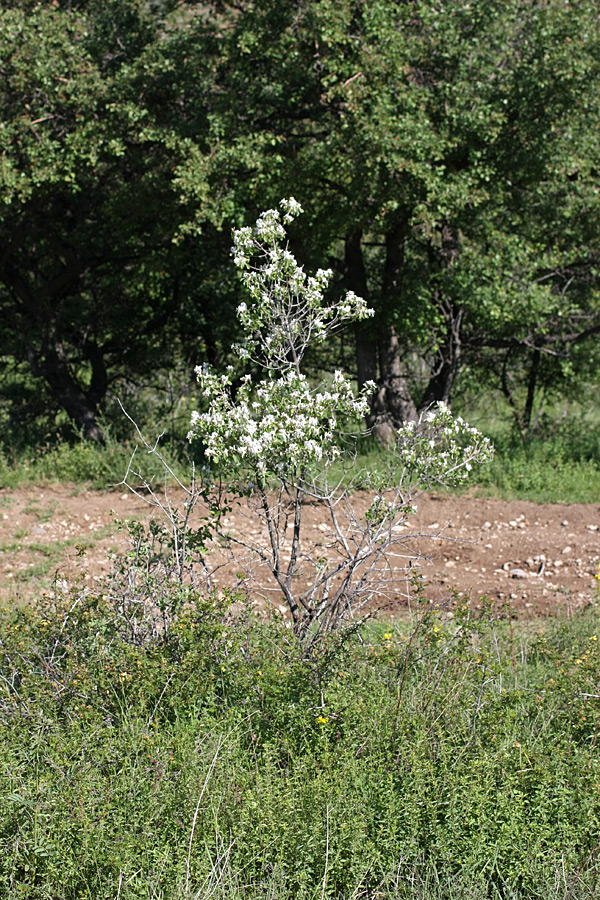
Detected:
left=174, top=0, right=600, bottom=435
left=2, top=0, right=600, bottom=442
left=0, top=1, right=236, bottom=441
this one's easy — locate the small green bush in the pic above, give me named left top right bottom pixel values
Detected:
left=1, top=582, right=600, bottom=898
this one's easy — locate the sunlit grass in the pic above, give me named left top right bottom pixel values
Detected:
left=1, top=392, right=600, bottom=504
left=1, top=584, right=599, bottom=898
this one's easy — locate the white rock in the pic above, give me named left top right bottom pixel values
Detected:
left=510, top=568, right=529, bottom=579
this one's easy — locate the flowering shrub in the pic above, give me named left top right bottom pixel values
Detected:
left=190, top=368, right=367, bottom=480
left=395, top=403, right=492, bottom=486
left=189, top=199, right=374, bottom=482
left=187, top=200, right=492, bottom=643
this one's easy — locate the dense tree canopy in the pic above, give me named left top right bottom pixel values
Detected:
left=2, top=0, right=599, bottom=441
left=175, top=0, right=600, bottom=433
left=0, top=1, right=235, bottom=440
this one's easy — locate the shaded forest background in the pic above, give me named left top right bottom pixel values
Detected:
left=2, top=0, right=600, bottom=454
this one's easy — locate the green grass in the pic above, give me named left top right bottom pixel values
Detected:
left=2, top=393, right=600, bottom=503
left=0, top=535, right=106, bottom=584
left=0, top=433, right=195, bottom=492
left=2, top=583, right=600, bottom=899
left=451, top=393, right=600, bottom=503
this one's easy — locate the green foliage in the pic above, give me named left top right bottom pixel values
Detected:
left=467, top=434, right=600, bottom=503
left=0, top=1, right=238, bottom=440
left=3, top=0, right=600, bottom=442
left=173, top=0, right=600, bottom=416
left=450, top=394, right=600, bottom=502
left=2, top=580, right=600, bottom=898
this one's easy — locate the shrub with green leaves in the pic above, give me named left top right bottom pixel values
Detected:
left=1, top=583, right=600, bottom=899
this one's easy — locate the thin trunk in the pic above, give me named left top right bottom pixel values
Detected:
left=420, top=223, right=463, bottom=410
left=500, top=349, right=527, bottom=440
left=419, top=302, right=464, bottom=410
left=523, top=347, right=541, bottom=432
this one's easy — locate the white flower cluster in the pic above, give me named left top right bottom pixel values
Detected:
left=230, top=199, right=374, bottom=369
left=189, top=368, right=369, bottom=480
left=189, top=202, right=491, bottom=498
left=189, top=200, right=375, bottom=481
left=396, top=402, right=493, bottom=485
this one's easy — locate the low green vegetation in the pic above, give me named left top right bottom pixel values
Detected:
left=0, top=431, right=194, bottom=493
left=456, top=396, right=600, bottom=503
left=1, top=583, right=600, bottom=899
left=2, top=398, right=600, bottom=505
left=0, top=536, right=103, bottom=586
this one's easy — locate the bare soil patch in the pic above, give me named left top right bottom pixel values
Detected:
left=1, top=484, right=599, bottom=617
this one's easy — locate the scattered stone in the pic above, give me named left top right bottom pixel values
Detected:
left=482, top=521, right=492, bottom=530
left=561, top=520, right=569, bottom=527
left=562, top=546, right=572, bottom=555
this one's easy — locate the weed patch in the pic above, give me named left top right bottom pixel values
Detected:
left=1, top=586, right=599, bottom=898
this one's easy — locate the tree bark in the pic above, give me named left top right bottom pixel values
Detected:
left=375, top=217, right=417, bottom=435
left=523, top=346, right=541, bottom=432
left=345, top=231, right=378, bottom=422
left=377, top=324, right=417, bottom=427
left=27, top=343, right=106, bottom=443
left=346, top=220, right=418, bottom=441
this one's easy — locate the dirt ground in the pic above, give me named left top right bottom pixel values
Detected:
left=1, top=484, right=599, bottom=618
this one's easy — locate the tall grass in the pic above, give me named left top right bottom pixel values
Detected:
left=455, top=394, right=600, bottom=503
left=1, top=583, right=600, bottom=898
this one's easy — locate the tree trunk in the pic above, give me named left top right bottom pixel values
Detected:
left=419, top=302, right=464, bottom=410
left=374, top=217, right=417, bottom=437
left=346, top=220, right=418, bottom=441
left=345, top=231, right=378, bottom=424
left=378, top=324, right=417, bottom=427
left=523, top=346, right=541, bottom=432
left=420, top=222, right=463, bottom=410
left=27, top=343, right=106, bottom=443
